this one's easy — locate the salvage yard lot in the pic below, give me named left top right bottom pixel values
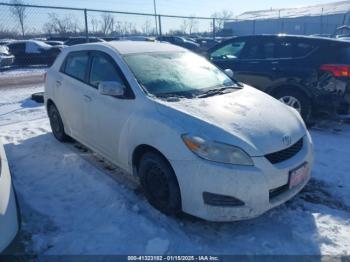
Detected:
left=0, top=84, right=350, bottom=255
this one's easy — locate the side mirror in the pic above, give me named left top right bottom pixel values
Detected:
left=98, top=81, right=125, bottom=97
left=224, top=69, right=234, bottom=78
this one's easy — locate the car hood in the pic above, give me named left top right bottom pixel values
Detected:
left=154, top=85, right=306, bottom=156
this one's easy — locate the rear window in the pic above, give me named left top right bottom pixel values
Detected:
left=63, top=52, right=89, bottom=81
left=277, top=40, right=316, bottom=59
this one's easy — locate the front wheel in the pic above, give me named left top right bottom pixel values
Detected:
left=48, top=104, right=70, bottom=142
left=273, top=88, right=311, bottom=122
left=139, top=152, right=181, bottom=216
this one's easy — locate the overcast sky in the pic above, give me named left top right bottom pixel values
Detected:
left=12, top=0, right=339, bottom=17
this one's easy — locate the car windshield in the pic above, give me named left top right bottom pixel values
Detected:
left=123, top=51, right=237, bottom=97
left=34, top=41, right=51, bottom=48
left=0, top=45, right=9, bottom=54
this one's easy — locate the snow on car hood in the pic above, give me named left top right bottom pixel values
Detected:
left=154, top=85, right=306, bottom=156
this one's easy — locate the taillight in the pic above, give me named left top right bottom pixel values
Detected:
left=320, top=64, right=350, bottom=77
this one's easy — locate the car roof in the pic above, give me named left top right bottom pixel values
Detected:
left=71, top=41, right=186, bottom=55
left=233, top=34, right=350, bottom=44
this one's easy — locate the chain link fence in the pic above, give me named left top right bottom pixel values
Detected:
left=1, top=2, right=346, bottom=40
left=0, top=2, right=348, bottom=68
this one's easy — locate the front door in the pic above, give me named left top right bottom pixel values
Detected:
left=82, top=51, right=136, bottom=165
left=209, top=37, right=279, bottom=91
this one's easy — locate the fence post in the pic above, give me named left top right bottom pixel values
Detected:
left=212, top=18, right=216, bottom=39
left=320, top=7, right=324, bottom=34
left=84, top=9, right=89, bottom=42
left=158, top=15, right=162, bottom=36
left=252, top=20, right=256, bottom=34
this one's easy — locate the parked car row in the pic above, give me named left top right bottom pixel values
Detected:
left=1, top=34, right=350, bottom=120
left=0, top=37, right=107, bottom=68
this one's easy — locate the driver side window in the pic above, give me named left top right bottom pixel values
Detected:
left=89, top=54, right=124, bottom=88
left=25, top=42, right=41, bottom=54
left=210, top=41, right=246, bottom=60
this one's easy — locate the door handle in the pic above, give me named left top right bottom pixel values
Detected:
left=84, top=95, right=92, bottom=102
left=55, top=80, right=61, bottom=87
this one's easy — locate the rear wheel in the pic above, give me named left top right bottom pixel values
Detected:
left=273, top=88, right=311, bottom=122
left=48, top=104, right=70, bottom=142
left=139, top=152, right=181, bottom=216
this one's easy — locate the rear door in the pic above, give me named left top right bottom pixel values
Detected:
left=58, top=51, right=90, bottom=141
left=270, top=39, right=317, bottom=87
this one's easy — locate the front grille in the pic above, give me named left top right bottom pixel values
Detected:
left=0, top=56, right=14, bottom=67
left=269, top=184, right=289, bottom=200
left=265, top=138, right=303, bottom=164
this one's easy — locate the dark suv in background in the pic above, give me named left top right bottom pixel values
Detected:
left=157, top=36, right=200, bottom=52
left=7, top=40, right=63, bottom=66
left=207, top=35, right=350, bottom=121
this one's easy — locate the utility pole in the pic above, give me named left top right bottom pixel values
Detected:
left=153, top=0, right=158, bottom=35
left=321, top=7, right=324, bottom=34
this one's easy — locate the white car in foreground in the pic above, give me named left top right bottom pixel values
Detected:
left=0, top=141, right=19, bottom=252
left=45, top=41, right=313, bottom=221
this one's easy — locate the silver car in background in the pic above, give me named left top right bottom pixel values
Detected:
left=0, top=141, right=18, bottom=253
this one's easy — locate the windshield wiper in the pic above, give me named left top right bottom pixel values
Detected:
left=197, top=85, right=241, bottom=98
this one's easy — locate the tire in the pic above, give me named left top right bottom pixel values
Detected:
left=48, top=104, right=70, bottom=142
left=273, top=88, right=311, bottom=122
left=139, top=151, right=181, bottom=216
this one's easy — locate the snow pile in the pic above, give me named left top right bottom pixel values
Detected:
left=0, top=84, right=349, bottom=255
left=237, top=0, right=350, bottom=20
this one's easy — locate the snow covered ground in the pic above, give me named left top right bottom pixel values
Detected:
left=0, top=84, right=349, bottom=255
left=0, top=67, right=47, bottom=78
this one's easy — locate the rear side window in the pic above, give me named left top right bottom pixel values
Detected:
left=276, top=40, right=316, bottom=59
left=63, top=52, right=89, bottom=81
left=294, top=42, right=315, bottom=57
left=89, top=54, right=124, bottom=88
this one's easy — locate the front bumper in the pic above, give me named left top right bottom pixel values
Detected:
left=0, top=55, right=14, bottom=69
left=0, top=143, right=19, bottom=253
left=171, top=135, right=313, bottom=222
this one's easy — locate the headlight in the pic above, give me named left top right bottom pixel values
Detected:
left=182, top=134, right=253, bottom=166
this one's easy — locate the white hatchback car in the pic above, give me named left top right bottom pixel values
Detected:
left=45, top=41, right=313, bottom=221
left=0, top=141, right=19, bottom=252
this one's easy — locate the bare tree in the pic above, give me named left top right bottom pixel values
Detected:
left=142, top=20, right=152, bottom=35
left=90, top=17, right=100, bottom=33
left=187, top=15, right=198, bottom=35
left=211, top=10, right=234, bottom=31
left=10, top=0, right=26, bottom=37
left=101, top=13, right=115, bottom=35
left=43, top=13, right=81, bottom=36
left=180, top=19, right=189, bottom=35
